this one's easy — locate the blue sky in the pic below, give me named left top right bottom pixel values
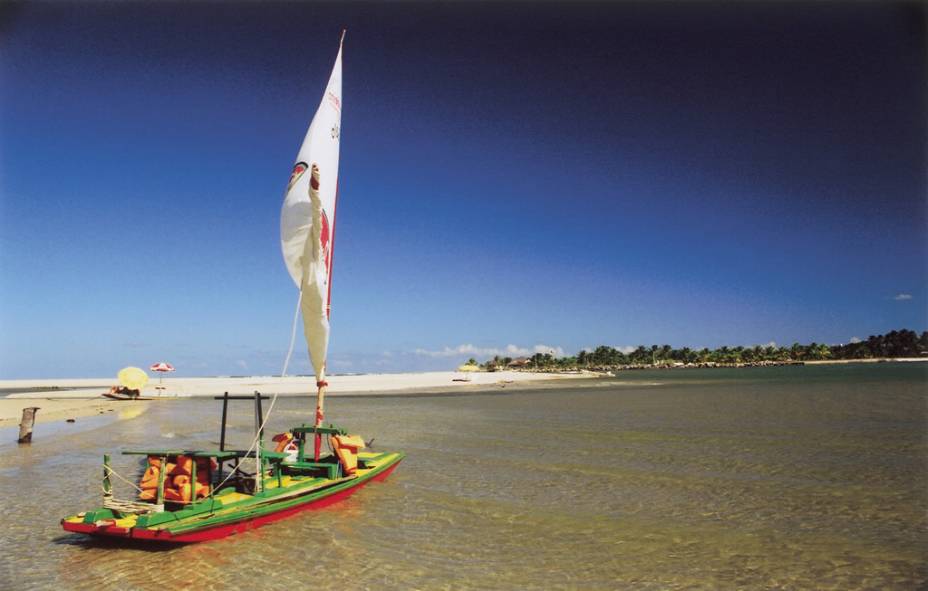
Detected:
left=1, top=2, right=925, bottom=378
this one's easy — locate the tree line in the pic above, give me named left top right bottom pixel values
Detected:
left=477, top=329, right=928, bottom=370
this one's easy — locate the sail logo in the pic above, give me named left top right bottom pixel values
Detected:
left=320, top=208, right=333, bottom=318
left=321, top=209, right=334, bottom=317
left=288, top=162, right=309, bottom=191
left=320, top=210, right=332, bottom=275
left=331, top=125, right=339, bottom=140
left=327, top=91, right=341, bottom=112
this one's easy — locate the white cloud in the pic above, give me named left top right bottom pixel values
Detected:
left=236, top=360, right=248, bottom=370
left=849, top=336, right=861, bottom=344
left=894, top=293, right=913, bottom=301
left=532, top=344, right=565, bottom=356
left=414, top=344, right=492, bottom=358
left=414, top=343, right=565, bottom=359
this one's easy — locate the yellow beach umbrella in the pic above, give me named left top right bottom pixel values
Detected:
left=457, top=363, right=480, bottom=372
left=117, top=366, right=149, bottom=391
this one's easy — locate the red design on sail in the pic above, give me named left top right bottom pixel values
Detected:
left=288, top=162, right=308, bottom=191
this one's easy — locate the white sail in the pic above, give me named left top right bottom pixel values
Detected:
left=280, top=35, right=343, bottom=383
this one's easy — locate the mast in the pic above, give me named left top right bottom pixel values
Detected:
left=280, top=32, right=345, bottom=460
left=308, top=163, right=328, bottom=462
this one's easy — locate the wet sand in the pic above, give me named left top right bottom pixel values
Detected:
left=0, top=398, right=149, bottom=427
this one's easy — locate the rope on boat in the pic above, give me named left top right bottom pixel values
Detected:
left=208, top=290, right=300, bottom=501
left=102, top=463, right=145, bottom=494
left=207, top=287, right=339, bottom=506
left=104, top=497, right=163, bottom=514
left=97, top=291, right=331, bottom=512
left=281, top=289, right=303, bottom=377
left=101, top=289, right=304, bottom=509
left=208, top=392, right=281, bottom=500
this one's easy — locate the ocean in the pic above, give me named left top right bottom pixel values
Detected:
left=1, top=363, right=925, bottom=589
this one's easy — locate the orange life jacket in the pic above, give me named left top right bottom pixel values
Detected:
left=329, top=434, right=366, bottom=475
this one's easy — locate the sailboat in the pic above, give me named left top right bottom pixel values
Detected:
left=61, top=32, right=404, bottom=543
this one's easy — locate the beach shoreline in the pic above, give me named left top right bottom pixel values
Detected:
left=3, top=359, right=922, bottom=428
left=803, top=357, right=927, bottom=365
left=0, top=371, right=596, bottom=427
left=0, top=398, right=149, bottom=428
left=526, top=356, right=928, bottom=371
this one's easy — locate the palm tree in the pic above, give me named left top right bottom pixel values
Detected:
left=659, top=344, right=672, bottom=363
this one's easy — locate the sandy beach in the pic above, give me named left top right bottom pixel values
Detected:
left=0, top=370, right=594, bottom=427
left=4, top=359, right=923, bottom=427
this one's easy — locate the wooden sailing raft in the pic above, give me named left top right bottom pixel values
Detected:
left=61, top=391, right=403, bottom=543
left=61, top=32, right=404, bottom=544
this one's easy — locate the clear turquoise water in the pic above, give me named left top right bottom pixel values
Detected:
left=1, top=363, right=925, bottom=590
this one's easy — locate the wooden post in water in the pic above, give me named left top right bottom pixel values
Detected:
left=17, top=407, right=40, bottom=443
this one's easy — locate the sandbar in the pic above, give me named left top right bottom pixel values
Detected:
left=0, top=370, right=595, bottom=426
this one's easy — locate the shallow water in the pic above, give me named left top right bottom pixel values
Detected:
left=1, top=364, right=925, bottom=590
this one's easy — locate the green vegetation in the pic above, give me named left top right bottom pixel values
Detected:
left=479, top=329, right=928, bottom=371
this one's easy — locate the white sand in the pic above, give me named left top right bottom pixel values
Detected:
left=0, top=371, right=593, bottom=426
left=1, top=370, right=594, bottom=401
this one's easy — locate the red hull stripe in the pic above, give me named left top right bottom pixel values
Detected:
left=62, top=460, right=401, bottom=543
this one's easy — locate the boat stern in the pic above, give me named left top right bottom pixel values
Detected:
left=61, top=512, right=139, bottom=538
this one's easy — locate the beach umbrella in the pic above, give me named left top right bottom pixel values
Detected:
left=455, top=363, right=480, bottom=383
left=117, top=366, right=149, bottom=391
left=150, top=362, right=175, bottom=387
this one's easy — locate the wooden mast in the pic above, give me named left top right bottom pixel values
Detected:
left=314, top=377, right=326, bottom=461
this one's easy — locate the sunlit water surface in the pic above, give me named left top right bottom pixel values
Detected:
left=1, top=364, right=925, bottom=590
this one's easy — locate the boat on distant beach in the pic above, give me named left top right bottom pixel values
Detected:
left=62, top=31, right=403, bottom=543
left=101, top=389, right=152, bottom=401
left=100, top=367, right=151, bottom=400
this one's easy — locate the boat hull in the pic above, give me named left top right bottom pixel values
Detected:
left=62, top=456, right=401, bottom=543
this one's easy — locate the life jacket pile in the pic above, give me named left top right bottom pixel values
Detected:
left=329, top=434, right=366, bottom=475
left=138, top=455, right=216, bottom=502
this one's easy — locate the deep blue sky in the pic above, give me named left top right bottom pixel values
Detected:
left=1, top=2, right=925, bottom=378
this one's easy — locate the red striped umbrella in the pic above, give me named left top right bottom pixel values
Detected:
left=150, top=362, right=175, bottom=387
